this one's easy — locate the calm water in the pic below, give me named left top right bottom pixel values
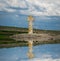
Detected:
left=0, top=44, right=60, bottom=61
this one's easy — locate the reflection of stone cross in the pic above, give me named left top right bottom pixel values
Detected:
left=27, top=16, right=34, bottom=34
left=27, top=40, right=34, bottom=59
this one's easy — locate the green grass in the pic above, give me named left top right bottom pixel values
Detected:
left=0, top=26, right=28, bottom=47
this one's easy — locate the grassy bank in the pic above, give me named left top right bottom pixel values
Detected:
left=0, top=26, right=60, bottom=48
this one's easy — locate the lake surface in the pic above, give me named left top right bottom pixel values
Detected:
left=0, top=44, right=60, bottom=61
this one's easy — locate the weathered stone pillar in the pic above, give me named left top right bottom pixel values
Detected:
left=27, top=16, right=34, bottom=34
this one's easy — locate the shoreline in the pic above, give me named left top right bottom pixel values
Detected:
left=0, top=26, right=60, bottom=48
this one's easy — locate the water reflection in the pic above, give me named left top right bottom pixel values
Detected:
left=0, top=44, right=60, bottom=61
left=27, top=40, right=34, bottom=59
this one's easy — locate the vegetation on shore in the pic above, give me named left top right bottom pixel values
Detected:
left=0, top=26, right=60, bottom=48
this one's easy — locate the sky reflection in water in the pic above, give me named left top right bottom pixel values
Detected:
left=0, top=44, right=60, bottom=61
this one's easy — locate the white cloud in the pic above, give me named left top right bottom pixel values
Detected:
left=6, top=0, right=19, bottom=7
left=4, top=8, right=16, bottom=12
left=0, top=0, right=60, bottom=16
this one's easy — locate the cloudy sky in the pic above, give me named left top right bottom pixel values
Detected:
left=0, top=0, right=60, bottom=30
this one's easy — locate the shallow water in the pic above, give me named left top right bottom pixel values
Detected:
left=0, top=44, right=60, bottom=61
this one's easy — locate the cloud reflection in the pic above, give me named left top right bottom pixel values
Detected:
left=0, top=44, right=60, bottom=61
